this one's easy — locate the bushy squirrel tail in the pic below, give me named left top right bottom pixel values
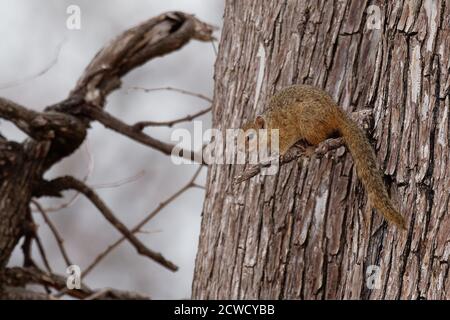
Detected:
left=338, top=115, right=407, bottom=230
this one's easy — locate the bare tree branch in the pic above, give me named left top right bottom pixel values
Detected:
left=92, top=170, right=146, bottom=189
left=83, top=105, right=204, bottom=164
left=234, top=138, right=345, bottom=184
left=133, top=106, right=211, bottom=129
left=32, top=200, right=73, bottom=267
left=126, top=86, right=213, bottom=103
left=0, top=39, right=66, bottom=91
left=43, top=176, right=179, bottom=272
left=84, top=166, right=203, bottom=277
left=0, top=96, right=87, bottom=147
left=33, top=233, right=53, bottom=274
left=20, top=212, right=52, bottom=277
left=21, top=231, right=37, bottom=269
left=0, top=97, right=38, bottom=136
left=33, top=141, right=95, bottom=213
left=71, top=12, right=215, bottom=107
left=0, top=11, right=215, bottom=297
left=0, top=287, right=52, bottom=300
left=0, top=267, right=150, bottom=300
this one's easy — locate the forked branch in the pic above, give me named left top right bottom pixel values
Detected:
left=83, top=105, right=205, bottom=164
left=42, top=176, right=178, bottom=272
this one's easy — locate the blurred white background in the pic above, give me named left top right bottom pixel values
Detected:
left=0, top=0, right=223, bottom=299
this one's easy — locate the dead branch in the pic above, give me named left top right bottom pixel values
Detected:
left=71, top=12, right=215, bottom=106
left=0, top=267, right=150, bottom=300
left=20, top=212, right=52, bottom=275
left=83, top=104, right=205, bottom=164
left=32, top=141, right=94, bottom=213
left=234, top=138, right=345, bottom=183
left=0, top=39, right=66, bottom=90
left=32, top=233, right=53, bottom=274
left=42, top=176, right=179, bottom=272
left=133, top=106, right=211, bottom=129
left=32, top=200, right=73, bottom=266
left=0, top=11, right=215, bottom=298
left=92, top=170, right=146, bottom=189
left=0, top=287, right=53, bottom=300
left=0, top=98, right=39, bottom=136
left=84, top=166, right=203, bottom=277
left=126, top=86, right=213, bottom=103
left=21, top=231, right=37, bottom=269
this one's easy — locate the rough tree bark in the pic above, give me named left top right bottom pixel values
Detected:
left=192, top=0, right=450, bottom=299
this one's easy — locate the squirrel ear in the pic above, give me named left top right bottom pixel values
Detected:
left=255, top=115, right=265, bottom=129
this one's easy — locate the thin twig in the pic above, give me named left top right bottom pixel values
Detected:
left=84, top=288, right=111, bottom=300
left=126, top=86, right=212, bottom=103
left=91, top=170, right=146, bottom=189
left=33, top=232, right=53, bottom=274
left=34, top=140, right=94, bottom=213
left=133, top=106, right=211, bottom=130
left=46, top=176, right=179, bottom=272
left=40, top=170, right=145, bottom=214
left=84, top=105, right=205, bottom=165
left=191, top=183, right=206, bottom=190
left=0, top=38, right=66, bottom=90
left=32, top=200, right=73, bottom=267
left=136, top=229, right=162, bottom=235
left=210, top=39, right=218, bottom=56
left=21, top=212, right=54, bottom=274
left=83, top=166, right=203, bottom=277
left=83, top=287, right=147, bottom=300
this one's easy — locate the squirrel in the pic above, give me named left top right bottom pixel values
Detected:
left=243, top=84, right=407, bottom=230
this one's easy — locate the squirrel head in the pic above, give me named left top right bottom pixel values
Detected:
left=237, top=115, right=265, bottom=156
left=238, top=115, right=279, bottom=159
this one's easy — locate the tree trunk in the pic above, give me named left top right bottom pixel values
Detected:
left=192, top=0, right=450, bottom=299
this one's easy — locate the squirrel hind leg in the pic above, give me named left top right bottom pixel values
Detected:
left=327, top=129, right=341, bottom=139
left=302, top=125, right=341, bottom=146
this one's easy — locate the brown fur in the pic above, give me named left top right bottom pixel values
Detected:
left=244, top=85, right=407, bottom=230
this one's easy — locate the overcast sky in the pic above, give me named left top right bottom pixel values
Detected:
left=0, top=0, right=224, bottom=299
